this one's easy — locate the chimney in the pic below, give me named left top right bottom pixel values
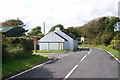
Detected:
left=55, top=27, right=60, bottom=30
left=54, top=27, right=61, bottom=33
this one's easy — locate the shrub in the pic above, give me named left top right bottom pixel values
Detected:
left=111, top=40, right=120, bottom=51
left=112, top=32, right=120, bottom=50
left=95, top=36, right=101, bottom=45
left=2, top=43, right=8, bottom=63
left=114, top=33, right=120, bottom=40
left=101, top=33, right=113, bottom=46
left=2, top=37, right=33, bottom=63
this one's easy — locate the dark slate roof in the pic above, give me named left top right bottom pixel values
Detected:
left=61, top=29, right=77, bottom=40
left=54, top=32, right=68, bottom=41
left=0, top=27, right=14, bottom=32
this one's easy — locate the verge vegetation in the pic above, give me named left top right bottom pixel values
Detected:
left=2, top=55, right=48, bottom=79
left=35, top=50, right=70, bottom=53
left=2, top=37, right=49, bottom=79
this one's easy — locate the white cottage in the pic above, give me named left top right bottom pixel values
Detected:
left=38, top=27, right=78, bottom=50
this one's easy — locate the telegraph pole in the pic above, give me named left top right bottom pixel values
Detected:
left=43, top=22, right=45, bottom=35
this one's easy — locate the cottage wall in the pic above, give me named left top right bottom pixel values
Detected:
left=54, top=28, right=74, bottom=50
left=39, top=32, right=65, bottom=50
left=73, top=40, right=78, bottom=50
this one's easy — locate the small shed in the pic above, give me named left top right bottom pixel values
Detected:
left=38, top=27, right=78, bottom=50
left=0, top=27, right=14, bottom=37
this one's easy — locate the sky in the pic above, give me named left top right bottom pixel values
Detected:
left=0, top=0, right=119, bottom=33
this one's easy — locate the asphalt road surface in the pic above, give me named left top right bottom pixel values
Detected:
left=9, top=48, right=119, bottom=80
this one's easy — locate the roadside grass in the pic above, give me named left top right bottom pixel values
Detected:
left=79, top=44, right=120, bottom=59
left=2, top=55, right=48, bottom=79
left=34, top=50, right=70, bottom=53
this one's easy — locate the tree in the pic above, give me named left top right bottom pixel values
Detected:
left=1, top=18, right=28, bottom=37
left=75, top=27, right=81, bottom=37
left=28, top=26, right=44, bottom=38
left=48, top=24, right=64, bottom=33
left=77, top=16, right=120, bottom=45
left=1, top=18, right=25, bottom=27
left=66, top=27, right=79, bottom=38
left=105, top=17, right=120, bottom=33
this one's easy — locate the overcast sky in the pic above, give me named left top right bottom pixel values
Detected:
left=0, top=0, right=119, bottom=33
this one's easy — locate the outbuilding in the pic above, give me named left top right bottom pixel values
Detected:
left=38, top=27, right=78, bottom=51
left=0, top=26, right=14, bottom=37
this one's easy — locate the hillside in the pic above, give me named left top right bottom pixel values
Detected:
left=78, top=16, right=120, bottom=45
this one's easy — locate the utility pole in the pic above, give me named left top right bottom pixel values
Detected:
left=43, top=22, right=45, bottom=35
left=34, top=37, right=37, bottom=52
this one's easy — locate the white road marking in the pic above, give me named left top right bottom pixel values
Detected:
left=107, top=51, right=114, bottom=57
left=87, top=48, right=92, bottom=55
left=63, top=48, right=92, bottom=80
left=7, top=60, right=52, bottom=79
left=58, top=56, right=61, bottom=59
left=8, top=48, right=93, bottom=79
left=107, top=51, right=120, bottom=64
left=115, top=58, right=120, bottom=63
left=54, top=58, right=57, bottom=60
left=63, top=65, right=78, bottom=80
left=61, top=55, right=64, bottom=57
left=80, top=48, right=92, bottom=61
left=80, top=55, right=87, bottom=61
left=65, top=54, right=68, bottom=56
left=98, top=48, right=120, bottom=63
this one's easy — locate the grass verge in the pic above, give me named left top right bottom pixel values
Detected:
left=2, top=55, right=48, bottom=79
left=79, top=44, right=120, bottom=59
left=35, top=50, right=70, bottom=53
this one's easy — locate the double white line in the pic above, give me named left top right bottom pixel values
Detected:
left=63, top=48, right=92, bottom=80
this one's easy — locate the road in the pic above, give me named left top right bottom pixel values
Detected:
left=9, top=48, right=119, bottom=80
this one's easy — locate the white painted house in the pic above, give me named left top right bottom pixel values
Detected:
left=81, top=37, right=85, bottom=42
left=38, top=27, right=78, bottom=50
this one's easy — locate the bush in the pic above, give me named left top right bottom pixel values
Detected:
left=101, top=33, right=113, bottom=46
left=2, top=37, right=33, bottom=63
left=2, top=43, right=8, bottom=63
left=114, top=32, right=120, bottom=40
left=95, top=36, right=101, bottom=45
left=112, top=32, right=120, bottom=51
left=111, top=40, right=120, bottom=51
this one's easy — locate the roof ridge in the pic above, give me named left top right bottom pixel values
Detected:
left=61, top=30, right=77, bottom=40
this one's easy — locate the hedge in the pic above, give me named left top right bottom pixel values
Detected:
left=2, top=37, right=33, bottom=63
left=111, top=40, right=120, bottom=51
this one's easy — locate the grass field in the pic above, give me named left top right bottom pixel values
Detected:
left=35, top=50, right=70, bottom=53
left=2, top=55, right=48, bottom=79
left=79, top=44, right=120, bottom=59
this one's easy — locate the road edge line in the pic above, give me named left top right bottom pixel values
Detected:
left=98, top=48, right=120, bottom=64
left=7, top=60, right=52, bottom=79
left=107, top=51, right=120, bottom=64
